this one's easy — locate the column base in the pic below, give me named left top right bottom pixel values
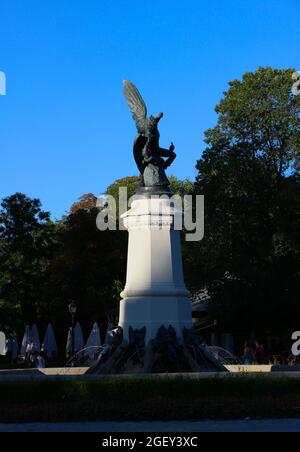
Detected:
left=119, top=295, right=193, bottom=344
left=88, top=325, right=227, bottom=375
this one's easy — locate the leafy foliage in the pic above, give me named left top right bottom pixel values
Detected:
left=0, top=193, right=58, bottom=335
left=191, top=67, right=300, bottom=338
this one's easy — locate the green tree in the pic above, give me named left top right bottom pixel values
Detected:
left=70, top=193, right=97, bottom=214
left=106, top=175, right=193, bottom=205
left=193, top=67, right=300, bottom=339
left=168, top=175, right=194, bottom=197
left=0, top=193, right=58, bottom=335
left=47, top=194, right=127, bottom=341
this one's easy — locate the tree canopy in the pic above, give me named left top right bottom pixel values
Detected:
left=191, top=67, right=300, bottom=339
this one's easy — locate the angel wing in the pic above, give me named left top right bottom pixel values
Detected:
left=123, top=80, right=147, bottom=131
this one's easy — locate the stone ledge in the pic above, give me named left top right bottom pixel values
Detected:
left=226, top=365, right=300, bottom=373
left=1, top=368, right=300, bottom=382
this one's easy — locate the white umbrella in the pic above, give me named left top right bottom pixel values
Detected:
left=20, top=325, right=31, bottom=357
left=31, top=324, right=41, bottom=353
left=85, top=323, right=101, bottom=363
left=4, top=338, right=11, bottom=356
left=66, top=326, right=73, bottom=356
left=104, top=321, right=115, bottom=345
left=66, top=322, right=84, bottom=356
left=74, top=322, right=84, bottom=352
left=0, top=332, right=5, bottom=356
left=86, top=323, right=101, bottom=349
left=42, top=324, right=58, bottom=359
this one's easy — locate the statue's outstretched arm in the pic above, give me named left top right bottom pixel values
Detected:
left=159, top=143, right=176, bottom=169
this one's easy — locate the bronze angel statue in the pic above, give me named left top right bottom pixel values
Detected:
left=123, top=80, right=176, bottom=192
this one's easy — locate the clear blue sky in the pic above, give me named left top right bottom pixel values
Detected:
left=0, top=0, right=299, bottom=218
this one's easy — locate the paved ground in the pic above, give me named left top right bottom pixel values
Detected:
left=0, top=419, right=300, bottom=432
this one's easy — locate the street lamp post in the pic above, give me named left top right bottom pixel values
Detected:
left=68, top=301, right=77, bottom=358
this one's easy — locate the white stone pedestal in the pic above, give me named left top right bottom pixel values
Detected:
left=119, top=197, right=192, bottom=344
